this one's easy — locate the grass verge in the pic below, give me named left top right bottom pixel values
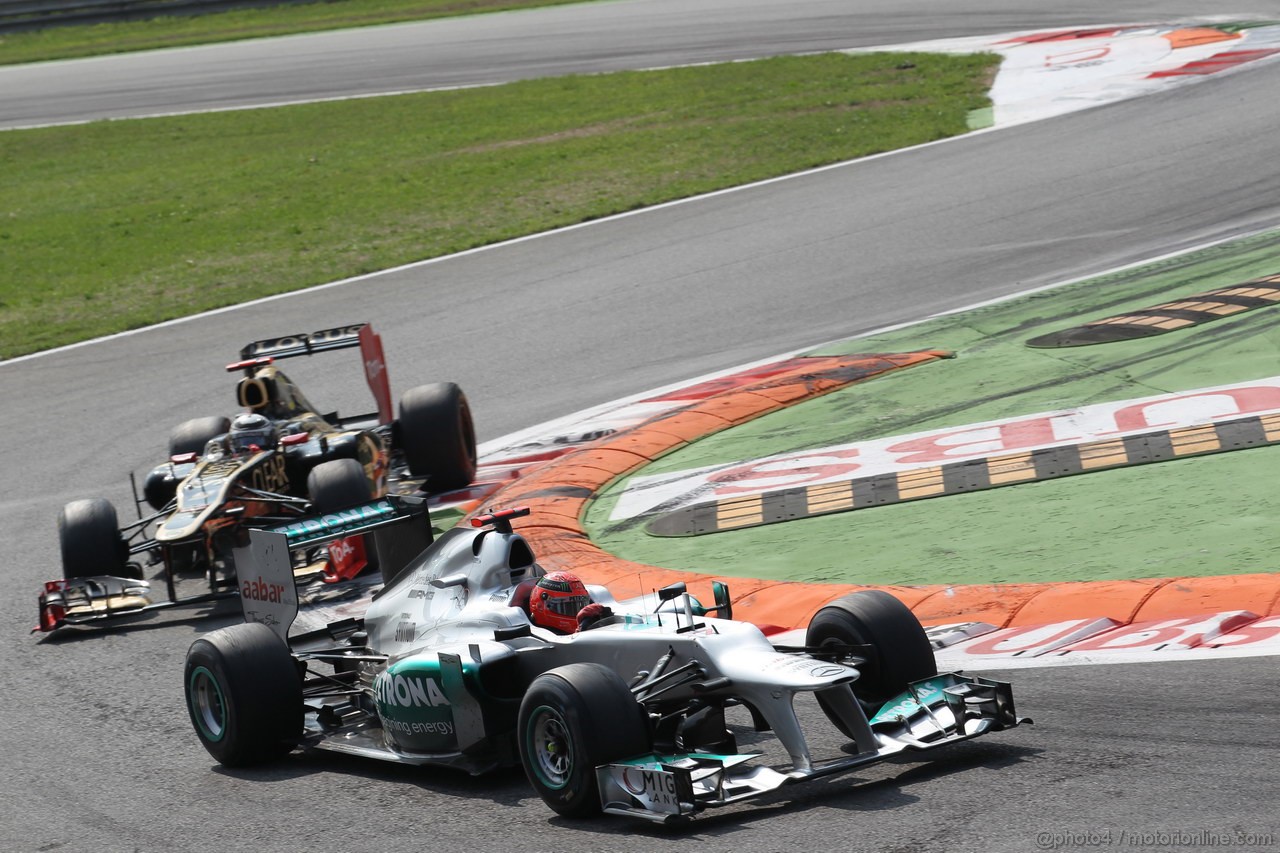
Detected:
left=0, top=51, right=997, bottom=359
left=0, top=0, right=593, bottom=66
left=584, top=229, right=1280, bottom=586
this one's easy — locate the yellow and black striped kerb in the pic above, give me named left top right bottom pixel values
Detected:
left=1026, top=274, right=1280, bottom=347
left=645, top=411, right=1280, bottom=536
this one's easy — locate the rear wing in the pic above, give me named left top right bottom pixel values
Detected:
left=239, top=324, right=367, bottom=361
left=236, top=494, right=435, bottom=641
left=267, top=493, right=432, bottom=550
left=233, top=322, right=394, bottom=425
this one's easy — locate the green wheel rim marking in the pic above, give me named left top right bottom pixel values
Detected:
left=189, top=666, right=228, bottom=743
left=527, top=705, right=571, bottom=790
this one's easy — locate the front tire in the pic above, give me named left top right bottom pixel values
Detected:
left=184, top=622, right=302, bottom=767
left=806, top=590, right=937, bottom=714
left=397, top=382, right=477, bottom=492
left=58, top=498, right=135, bottom=580
left=518, top=663, right=650, bottom=818
left=307, top=458, right=371, bottom=513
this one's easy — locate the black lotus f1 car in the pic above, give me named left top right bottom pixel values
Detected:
left=37, top=323, right=476, bottom=633
left=183, top=503, right=1027, bottom=822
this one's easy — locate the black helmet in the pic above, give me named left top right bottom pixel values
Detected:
left=228, top=413, right=276, bottom=455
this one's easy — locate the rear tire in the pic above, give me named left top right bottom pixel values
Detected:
left=518, top=663, right=650, bottom=817
left=168, top=416, right=231, bottom=457
left=397, top=382, right=476, bottom=492
left=58, top=498, right=136, bottom=580
left=806, top=590, right=937, bottom=713
left=184, top=622, right=302, bottom=767
left=307, top=458, right=371, bottom=513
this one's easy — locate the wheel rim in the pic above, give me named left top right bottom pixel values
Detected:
left=527, top=705, right=572, bottom=789
left=189, top=666, right=228, bottom=742
left=817, top=630, right=881, bottom=686
left=817, top=634, right=855, bottom=661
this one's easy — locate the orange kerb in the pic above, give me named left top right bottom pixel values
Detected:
left=1007, top=579, right=1161, bottom=625
left=468, top=350, right=1276, bottom=631
left=912, top=584, right=1046, bottom=628
left=1131, top=573, right=1280, bottom=621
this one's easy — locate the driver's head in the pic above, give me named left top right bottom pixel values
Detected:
left=228, top=412, right=276, bottom=455
left=528, top=571, right=591, bottom=634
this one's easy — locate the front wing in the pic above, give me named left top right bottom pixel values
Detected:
left=35, top=575, right=235, bottom=632
left=34, top=493, right=429, bottom=633
left=596, top=672, right=1026, bottom=822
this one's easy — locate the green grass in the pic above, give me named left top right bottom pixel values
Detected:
left=0, top=0, right=596, bottom=66
left=0, top=51, right=997, bottom=359
left=583, top=228, right=1280, bottom=586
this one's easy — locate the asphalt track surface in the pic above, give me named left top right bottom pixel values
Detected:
left=4, top=2, right=1280, bottom=851
left=4, top=0, right=1280, bottom=128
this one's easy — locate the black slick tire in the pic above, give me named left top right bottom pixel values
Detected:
left=307, top=458, right=371, bottom=513
left=806, top=590, right=937, bottom=713
left=397, top=382, right=477, bottom=492
left=184, top=622, right=302, bottom=767
left=518, top=663, right=650, bottom=817
left=58, top=498, right=134, bottom=579
left=168, top=416, right=231, bottom=457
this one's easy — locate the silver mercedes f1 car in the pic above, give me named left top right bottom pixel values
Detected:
left=184, top=501, right=1027, bottom=822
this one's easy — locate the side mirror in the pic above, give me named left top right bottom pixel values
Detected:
left=710, top=581, right=733, bottom=620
